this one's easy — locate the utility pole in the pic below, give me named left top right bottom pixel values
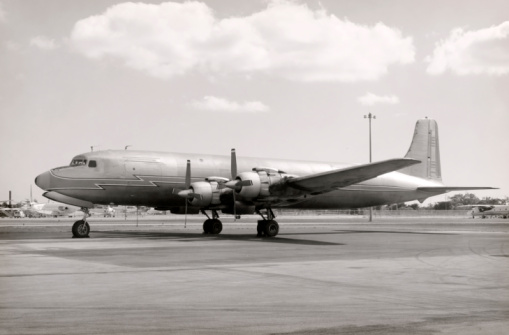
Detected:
left=364, top=112, right=376, bottom=222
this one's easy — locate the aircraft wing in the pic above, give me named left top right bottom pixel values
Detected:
left=417, top=187, right=498, bottom=192
left=286, top=158, right=420, bottom=194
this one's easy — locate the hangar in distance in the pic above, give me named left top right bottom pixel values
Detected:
left=35, top=118, right=495, bottom=238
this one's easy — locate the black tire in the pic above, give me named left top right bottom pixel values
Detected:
left=203, top=219, right=212, bottom=234
left=72, top=220, right=90, bottom=238
left=264, top=220, right=279, bottom=237
left=257, top=221, right=265, bottom=236
left=210, top=219, right=222, bottom=234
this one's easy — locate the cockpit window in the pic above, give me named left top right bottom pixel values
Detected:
left=70, top=158, right=87, bottom=166
left=88, top=160, right=97, bottom=168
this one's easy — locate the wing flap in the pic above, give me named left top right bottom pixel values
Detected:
left=287, top=158, right=420, bottom=193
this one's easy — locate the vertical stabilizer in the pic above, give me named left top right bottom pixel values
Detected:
left=399, top=119, right=442, bottom=181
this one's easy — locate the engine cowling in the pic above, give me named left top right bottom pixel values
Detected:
left=234, top=168, right=296, bottom=200
left=187, top=180, right=224, bottom=207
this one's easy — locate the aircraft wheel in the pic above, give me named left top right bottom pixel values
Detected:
left=72, top=220, right=90, bottom=238
left=257, top=221, right=265, bottom=237
left=264, top=220, right=279, bottom=237
left=210, top=219, right=222, bottom=234
left=203, top=219, right=212, bottom=234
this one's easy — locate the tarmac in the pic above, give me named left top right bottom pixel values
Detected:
left=1, top=215, right=508, bottom=334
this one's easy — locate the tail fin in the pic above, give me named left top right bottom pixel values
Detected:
left=399, top=118, right=442, bottom=181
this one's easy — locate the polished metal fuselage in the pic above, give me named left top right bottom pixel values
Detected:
left=37, top=150, right=444, bottom=209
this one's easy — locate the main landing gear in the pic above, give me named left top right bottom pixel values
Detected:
left=256, top=208, right=279, bottom=238
left=201, top=210, right=223, bottom=234
left=72, top=208, right=90, bottom=238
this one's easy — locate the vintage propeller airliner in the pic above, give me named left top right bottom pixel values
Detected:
left=35, top=119, right=495, bottom=238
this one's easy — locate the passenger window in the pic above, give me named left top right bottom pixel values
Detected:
left=89, top=160, right=97, bottom=168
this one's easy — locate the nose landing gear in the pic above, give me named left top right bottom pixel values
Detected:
left=72, top=208, right=90, bottom=238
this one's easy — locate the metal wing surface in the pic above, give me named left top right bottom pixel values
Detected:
left=286, top=158, right=421, bottom=194
left=417, top=187, right=497, bottom=192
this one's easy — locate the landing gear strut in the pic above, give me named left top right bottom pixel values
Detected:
left=256, top=208, right=279, bottom=237
left=72, top=208, right=90, bottom=238
left=201, top=210, right=223, bottom=235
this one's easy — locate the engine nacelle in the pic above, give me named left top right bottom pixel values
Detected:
left=234, top=168, right=296, bottom=200
left=187, top=180, right=223, bottom=207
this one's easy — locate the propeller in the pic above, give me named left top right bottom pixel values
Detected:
left=223, top=148, right=252, bottom=220
left=172, top=160, right=201, bottom=227
left=231, top=148, right=237, bottom=180
left=223, top=149, right=253, bottom=190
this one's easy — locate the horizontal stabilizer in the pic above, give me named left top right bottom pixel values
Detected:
left=417, top=186, right=498, bottom=193
left=288, top=158, right=420, bottom=193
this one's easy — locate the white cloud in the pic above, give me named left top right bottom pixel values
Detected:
left=190, top=96, right=270, bottom=113
left=0, top=2, right=6, bottom=23
left=5, top=41, right=21, bottom=51
left=30, top=36, right=59, bottom=50
left=70, top=1, right=415, bottom=82
left=358, top=92, right=399, bottom=106
left=426, top=21, right=509, bottom=76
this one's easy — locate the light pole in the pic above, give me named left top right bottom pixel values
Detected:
left=364, top=112, right=376, bottom=221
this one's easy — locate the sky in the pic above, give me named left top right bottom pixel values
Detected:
left=0, top=0, right=508, bottom=205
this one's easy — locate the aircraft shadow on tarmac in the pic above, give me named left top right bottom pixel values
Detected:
left=95, top=231, right=343, bottom=246
left=333, top=230, right=458, bottom=235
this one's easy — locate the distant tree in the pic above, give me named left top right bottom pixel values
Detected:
left=449, top=193, right=480, bottom=207
left=408, top=203, right=419, bottom=210
left=434, top=201, right=452, bottom=210
left=478, top=197, right=504, bottom=205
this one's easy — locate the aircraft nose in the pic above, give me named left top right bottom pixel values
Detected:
left=35, top=171, right=52, bottom=190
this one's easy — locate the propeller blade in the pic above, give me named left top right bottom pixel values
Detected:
left=233, top=187, right=236, bottom=221
left=231, top=148, right=237, bottom=180
left=185, top=160, right=191, bottom=188
left=184, top=196, right=187, bottom=229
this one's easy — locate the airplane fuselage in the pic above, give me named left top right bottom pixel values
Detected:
left=36, top=150, right=443, bottom=211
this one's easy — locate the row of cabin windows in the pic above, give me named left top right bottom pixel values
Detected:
left=70, top=159, right=97, bottom=168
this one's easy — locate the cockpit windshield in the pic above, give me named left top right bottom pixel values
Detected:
left=70, top=157, right=87, bottom=166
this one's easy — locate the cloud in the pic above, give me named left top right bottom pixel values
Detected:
left=358, top=92, right=399, bottom=106
left=189, top=96, right=270, bottom=113
left=0, top=2, right=6, bottom=23
left=5, top=41, right=21, bottom=51
left=30, top=36, right=59, bottom=50
left=426, top=21, right=509, bottom=76
left=70, top=1, right=415, bottom=82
